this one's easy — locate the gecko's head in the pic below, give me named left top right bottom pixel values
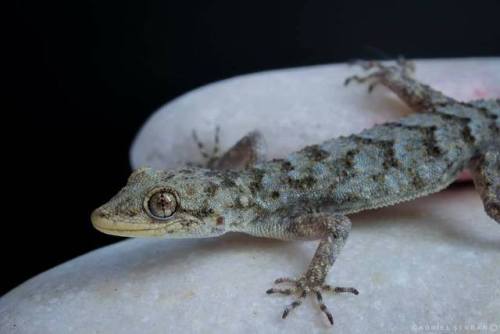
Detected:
left=91, top=167, right=240, bottom=238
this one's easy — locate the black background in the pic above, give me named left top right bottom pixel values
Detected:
left=6, top=0, right=500, bottom=295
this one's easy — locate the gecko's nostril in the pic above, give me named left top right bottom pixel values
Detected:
left=94, top=208, right=108, bottom=218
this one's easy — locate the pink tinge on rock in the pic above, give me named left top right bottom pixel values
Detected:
left=457, top=170, right=472, bottom=182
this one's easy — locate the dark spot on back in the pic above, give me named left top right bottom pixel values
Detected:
left=350, top=135, right=376, bottom=146
left=179, top=169, right=194, bottom=174
left=221, top=175, right=237, bottom=188
left=344, top=149, right=357, bottom=168
left=461, top=126, right=475, bottom=144
left=471, top=104, right=499, bottom=120
left=371, top=174, right=385, bottom=183
left=248, top=168, right=265, bottom=194
left=336, top=191, right=361, bottom=205
left=384, top=122, right=403, bottom=129
left=422, top=129, right=442, bottom=157
left=280, top=160, right=294, bottom=172
left=204, top=182, right=219, bottom=196
left=302, top=145, right=330, bottom=162
left=204, top=170, right=219, bottom=177
left=287, top=175, right=317, bottom=190
left=271, top=191, right=280, bottom=199
left=411, top=174, right=426, bottom=189
left=401, top=125, right=442, bottom=158
left=348, top=134, right=401, bottom=170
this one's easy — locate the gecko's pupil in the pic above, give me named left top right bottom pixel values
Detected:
left=148, top=191, right=177, bottom=219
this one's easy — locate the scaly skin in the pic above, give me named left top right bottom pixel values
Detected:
left=92, top=60, right=500, bottom=326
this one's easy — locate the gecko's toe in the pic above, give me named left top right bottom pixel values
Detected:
left=315, top=291, right=334, bottom=325
left=267, top=277, right=300, bottom=295
left=281, top=290, right=307, bottom=319
left=344, top=74, right=372, bottom=86
left=266, top=287, right=295, bottom=295
left=322, top=284, right=359, bottom=295
left=274, top=277, right=298, bottom=284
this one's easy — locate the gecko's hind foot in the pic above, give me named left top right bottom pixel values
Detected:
left=348, top=57, right=415, bottom=74
left=266, top=276, right=358, bottom=325
left=344, top=58, right=415, bottom=92
left=191, top=126, right=221, bottom=168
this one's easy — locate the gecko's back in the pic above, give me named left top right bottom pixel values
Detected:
left=252, top=100, right=499, bottom=214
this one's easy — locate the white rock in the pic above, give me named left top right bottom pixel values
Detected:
left=2, top=59, right=499, bottom=334
left=1, top=188, right=499, bottom=334
left=131, top=58, right=500, bottom=170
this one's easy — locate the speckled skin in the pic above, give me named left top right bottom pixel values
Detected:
left=92, top=61, right=500, bottom=326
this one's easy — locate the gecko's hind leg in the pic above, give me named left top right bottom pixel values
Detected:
left=470, top=144, right=500, bottom=223
left=211, top=130, right=267, bottom=170
left=191, top=127, right=266, bottom=170
left=345, top=59, right=455, bottom=111
left=266, top=213, right=358, bottom=325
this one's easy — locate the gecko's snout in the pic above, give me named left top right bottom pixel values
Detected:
left=91, top=207, right=113, bottom=234
left=90, top=204, right=174, bottom=237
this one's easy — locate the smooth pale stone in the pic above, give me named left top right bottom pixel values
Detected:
left=3, top=60, right=499, bottom=334
left=131, top=58, right=500, bottom=172
left=1, top=187, right=499, bottom=334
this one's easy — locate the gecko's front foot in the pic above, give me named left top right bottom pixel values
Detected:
left=344, top=58, right=415, bottom=92
left=266, top=276, right=358, bottom=325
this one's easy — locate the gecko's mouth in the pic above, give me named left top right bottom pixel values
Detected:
left=91, top=209, right=169, bottom=237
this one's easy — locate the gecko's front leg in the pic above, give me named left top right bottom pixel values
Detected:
left=265, top=213, right=358, bottom=325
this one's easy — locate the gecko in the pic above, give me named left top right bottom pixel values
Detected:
left=91, top=60, right=500, bottom=326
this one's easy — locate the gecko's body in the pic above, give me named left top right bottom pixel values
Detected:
left=92, top=61, right=500, bottom=325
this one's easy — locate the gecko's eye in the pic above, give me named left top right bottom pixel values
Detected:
left=145, top=189, right=178, bottom=220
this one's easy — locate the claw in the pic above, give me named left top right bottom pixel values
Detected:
left=316, top=291, right=334, bottom=325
